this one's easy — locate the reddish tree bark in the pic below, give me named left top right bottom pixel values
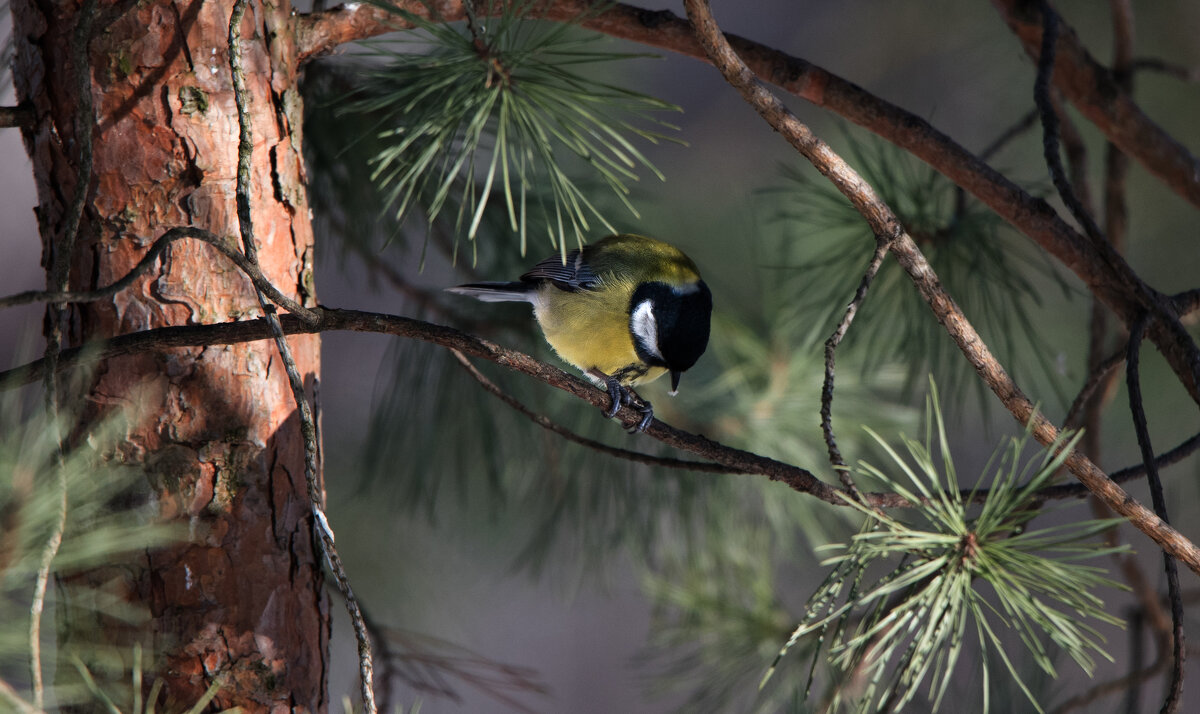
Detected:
left=12, top=0, right=327, bottom=710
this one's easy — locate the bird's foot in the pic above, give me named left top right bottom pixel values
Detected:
left=599, top=374, right=654, bottom=433
left=601, top=374, right=624, bottom=418
left=631, top=400, right=654, bottom=434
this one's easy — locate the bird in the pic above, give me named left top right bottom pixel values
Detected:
left=447, top=234, right=712, bottom=432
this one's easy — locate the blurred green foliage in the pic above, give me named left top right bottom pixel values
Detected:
left=765, top=132, right=1073, bottom=406
left=0, top=396, right=178, bottom=709
left=331, top=1, right=679, bottom=263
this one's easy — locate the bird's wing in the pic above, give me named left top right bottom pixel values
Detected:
left=519, top=248, right=601, bottom=292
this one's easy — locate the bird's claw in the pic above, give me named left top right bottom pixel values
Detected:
left=602, top=376, right=624, bottom=419
left=631, top=400, right=654, bottom=434
left=602, top=376, right=653, bottom=433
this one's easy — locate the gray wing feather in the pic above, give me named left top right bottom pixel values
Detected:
left=520, top=249, right=600, bottom=292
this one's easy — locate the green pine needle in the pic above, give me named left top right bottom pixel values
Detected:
left=342, top=1, right=680, bottom=259
left=764, top=130, right=1073, bottom=407
left=764, top=383, right=1125, bottom=713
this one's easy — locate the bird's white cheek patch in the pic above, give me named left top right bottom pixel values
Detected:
left=630, top=299, right=663, bottom=361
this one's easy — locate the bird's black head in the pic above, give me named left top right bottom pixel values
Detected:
left=629, top=280, right=713, bottom=392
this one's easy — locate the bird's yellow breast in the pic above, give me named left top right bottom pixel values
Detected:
left=531, top=277, right=667, bottom=386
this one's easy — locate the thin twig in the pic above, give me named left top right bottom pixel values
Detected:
left=30, top=2, right=97, bottom=708
left=450, top=349, right=741, bottom=474
left=0, top=104, right=35, bottom=128
left=1051, top=645, right=1168, bottom=714
left=229, top=2, right=374, bottom=711
left=1130, top=57, right=1200, bottom=82
left=1126, top=314, right=1185, bottom=713
left=1034, top=4, right=1106, bottom=248
left=981, top=108, right=1040, bottom=162
left=679, top=0, right=1200, bottom=576
left=0, top=226, right=319, bottom=324
left=821, top=237, right=890, bottom=499
left=951, top=108, right=1038, bottom=222
left=354, top=603, right=398, bottom=713
left=1062, top=347, right=1124, bottom=430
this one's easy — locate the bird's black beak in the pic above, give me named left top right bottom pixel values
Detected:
left=669, top=370, right=682, bottom=396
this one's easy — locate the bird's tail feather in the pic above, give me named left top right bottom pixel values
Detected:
left=445, top=282, right=536, bottom=303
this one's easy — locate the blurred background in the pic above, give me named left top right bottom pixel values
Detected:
left=4, top=1, right=1200, bottom=711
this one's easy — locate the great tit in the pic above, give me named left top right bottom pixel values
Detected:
left=448, top=234, right=712, bottom=432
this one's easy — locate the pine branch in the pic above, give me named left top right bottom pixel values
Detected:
left=0, top=224, right=1192, bottom=555
left=1, top=303, right=1198, bottom=570
left=0, top=307, right=852, bottom=501
left=0, top=226, right=318, bottom=324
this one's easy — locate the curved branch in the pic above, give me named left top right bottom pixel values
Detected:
left=1125, top=314, right=1186, bottom=711
left=681, top=0, right=1200, bottom=578
left=1050, top=648, right=1169, bottom=714
left=0, top=226, right=319, bottom=325
left=821, top=237, right=890, bottom=500
left=1130, top=57, right=1200, bottom=82
left=0, top=308, right=877, bottom=506
left=1062, top=347, right=1124, bottom=431
left=295, top=2, right=417, bottom=61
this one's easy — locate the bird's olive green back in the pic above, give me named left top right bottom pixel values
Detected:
left=581, top=234, right=703, bottom=288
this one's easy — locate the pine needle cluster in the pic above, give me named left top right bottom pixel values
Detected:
left=342, top=1, right=679, bottom=261
left=768, top=390, right=1125, bottom=713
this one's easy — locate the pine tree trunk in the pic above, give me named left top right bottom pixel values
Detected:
left=12, top=0, right=328, bottom=710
